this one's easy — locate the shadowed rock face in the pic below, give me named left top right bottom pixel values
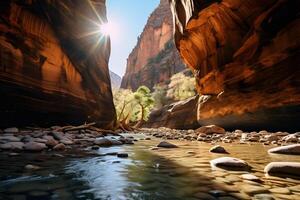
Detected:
left=169, top=0, right=300, bottom=131
left=0, top=0, right=116, bottom=128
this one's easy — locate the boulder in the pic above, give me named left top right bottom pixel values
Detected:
left=24, top=142, right=47, bottom=152
left=210, top=157, right=251, bottom=171
left=53, top=143, right=66, bottom=151
left=264, top=162, right=300, bottom=179
left=209, top=145, right=228, bottom=154
left=157, top=141, right=178, bottom=148
left=268, top=144, right=300, bottom=155
left=196, top=125, right=225, bottom=135
left=94, top=138, right=112, bottom=146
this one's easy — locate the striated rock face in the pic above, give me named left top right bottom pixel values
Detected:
left=121, top=0, right=186, bottom=90
left=170, top=0, right=300, bottom=131
left=109, top=70, right=121, bottom=89
left=0, top=0, right=116, bottom=128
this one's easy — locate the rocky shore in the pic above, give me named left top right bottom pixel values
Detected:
left=0, top=124, right=134, bottom=154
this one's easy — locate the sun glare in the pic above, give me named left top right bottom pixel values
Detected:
left=99, top=22, right=117, bottom=37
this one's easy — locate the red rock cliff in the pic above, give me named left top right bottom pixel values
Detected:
left=170, top=0, right=300, bottom=130
left=121, top=0, right=186, bottom=90
left=0, top=0, right=116, bottom=128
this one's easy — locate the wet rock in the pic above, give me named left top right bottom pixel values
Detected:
left=33, top=138, right=47, bottom=143
left=25, top=164, right=40, bottom=170
left=157, top=141, right=178, bottom=148
left=8, top=152, right=20, bottom=156
left=209, top=145, right=228, bottom=154
left=208, top=190, right=226, bottom=197
left=264, top=162, right=300, bottom=179
left=150, top=147, right=159, bottom=150
left=110, top=140, right=123, bottom=145
left=117, top=153, right=128, bottom=158
left=268, top=144, right=300, bottom=155
left=0, top=135, right=21, bottom=142
left=4, top=127, right=19, bottom=133
left=265, top=135, right=278, bottom=142
left=0, top=142, right=24, bottom=150
left=24, top=142, right=47, bottom=151
left=91, top=146, right=99, bottom=150
left=196, top=125, right=225, bottom=135
left=94, top=138, right=112, bottom=146
left=210, top=157, right=251, bottom=171
left=240, top=174, right=260, bottom=182
left=53, top=143, right=66, bottom=151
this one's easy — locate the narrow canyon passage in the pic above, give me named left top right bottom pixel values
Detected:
left=0, top=0, right=299, bottom=200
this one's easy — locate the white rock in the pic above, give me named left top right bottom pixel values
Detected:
left=210, top=157, right=251, bottom=170
left=264, top=162, right=300, bottom=179
left=268, top=144, right=300, bottom=155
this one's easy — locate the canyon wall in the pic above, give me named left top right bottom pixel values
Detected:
left=121, top=0, right=186, bottom=91
left=0, top=0, right=116, bottom=128
left=168, top=0, right=300, bottom=131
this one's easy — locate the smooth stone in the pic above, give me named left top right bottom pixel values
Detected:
left=33, top=138, right=47, bottom=143
left=157, top=141, right=178, bottom=148
left=25, top=164, right=40, bottom=170
left=241, top=185, right=268, bottom=195
left=51, top=131, right=65, bottom=140
left=264, top=162, right=300, bottom=179
left=110, top=140, right=123, bottom=145
left=208, top=190, right=226, bottom=197
left=94, top=138, right=112, bottom=146
left=45, top=137, right=59, bottom=147
left=0, top=142, right=24, bottom=150
left=106, top=152, right=118, bottom=155
left=210, top=145, right=228, bottom=154
left=145, top=137, right=151, bottom=140
left=0, top=135, right=21, bottom=142
left=4, top=127, right=19, bottom=133
left=269, top=187, right=290, bottom=194
left=268, top=144, right=300, bottom=155
left=91, top=146, right=99, bottom=150
left=253, top=194, right=274, bottom=200
left=240, top=174, right=261, bottom=182
left=24, top=142, right=47, bottom=152
left=117, top=153, right=128, bottom=158
left=210, top=157, right=251, bottom=171
left=53, top=143, right=65, bottom=151
left=150, top=147, right=159, bottom=150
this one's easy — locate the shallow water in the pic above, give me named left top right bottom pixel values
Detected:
left=1, top=134, right=300, bottom=200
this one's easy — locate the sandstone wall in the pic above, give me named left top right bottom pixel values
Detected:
left=121, top=0, right=186, bottom=91
left=169, top=0, right=300, bottom=131
left=0, top=0, right=116, bottom=128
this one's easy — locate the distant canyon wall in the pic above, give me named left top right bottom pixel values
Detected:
left=168, top=0, right=300, bottom=130
left=0, top=0, right=116, bottom=128
left=121, top=0, right=186, bottom=91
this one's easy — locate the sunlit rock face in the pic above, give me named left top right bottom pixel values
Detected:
left=0, top=0, right=116, bottom=128
left=170, top=0, right=300, bottom=131
left=121, top=0, right=186, bottom=91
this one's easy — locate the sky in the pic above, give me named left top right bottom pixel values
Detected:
left=106, top=0, right=160, bottom=77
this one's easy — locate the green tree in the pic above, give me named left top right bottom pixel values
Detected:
left=167, top=72, right=196, bottom=101
left=152, top=84, right=168, bottom=109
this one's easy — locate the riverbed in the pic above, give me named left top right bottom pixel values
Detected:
left=1, top=134, right=300, bottom=200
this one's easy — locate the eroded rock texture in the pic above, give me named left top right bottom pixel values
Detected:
left=0, top=0, right=116, bottom=128
left=121, top=0, right=186, bottom=91
left=170, top=0, right=300, bottom=131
